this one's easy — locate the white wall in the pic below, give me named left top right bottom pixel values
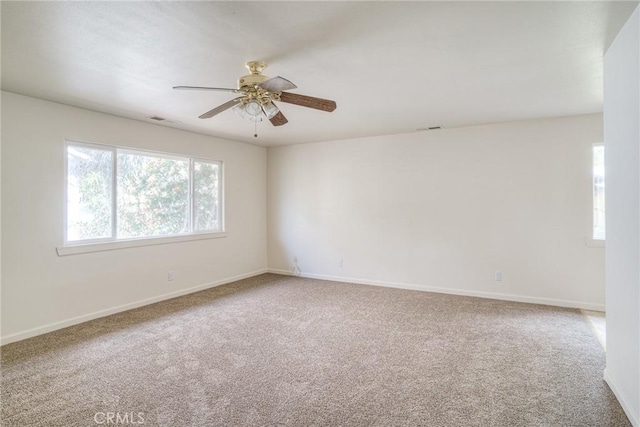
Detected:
left=604, top=5, right=640, bottom=426
left=0, top=91, right=3, bottom=342
left=1, top=91, right=267, bottom=343
left=268, top=114, right=605, bottom=309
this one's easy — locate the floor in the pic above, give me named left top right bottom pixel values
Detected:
left=582, top=310, right=606, bottom=349
left=1, top=275, right=628, bottom=426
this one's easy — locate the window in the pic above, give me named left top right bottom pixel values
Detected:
left=65, top=141, right=222, bottom=244
left=593, top=145, right=605, bottom=240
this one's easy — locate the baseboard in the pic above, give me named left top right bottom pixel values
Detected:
left=5, top=268, right=603, bottom=346
left=0, top=268, right=269, bottom=346
left=267, top=269, right=605, bottom=311
left=604, top=369, right=639, bottom=427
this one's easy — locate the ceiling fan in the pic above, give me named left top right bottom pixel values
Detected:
left=173, top=61, right=337, bottom=128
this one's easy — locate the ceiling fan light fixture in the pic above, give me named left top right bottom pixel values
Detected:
left=245, top=100, right=262, bottom=117
left=232, top=103, right=246, bottom=118
left=262, top=101, right=279, bottom=119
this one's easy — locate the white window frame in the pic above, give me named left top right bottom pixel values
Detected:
left=59, top=140, right=226, bottom=256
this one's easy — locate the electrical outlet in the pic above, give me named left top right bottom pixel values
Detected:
left=339, top=258, right=344, bottom=268
left=293, top=256, right=298, bottom=263
left=495, top=270, right=502, bottom=281
left=168, top=271, right=174, bottom=281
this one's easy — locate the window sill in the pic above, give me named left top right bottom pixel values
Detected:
left=56, top=232, right=228, bottom=256
left=584, top=238, right=605, bottom=248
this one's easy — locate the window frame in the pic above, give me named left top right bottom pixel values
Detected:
left=62, top=139, right=225, bottom=253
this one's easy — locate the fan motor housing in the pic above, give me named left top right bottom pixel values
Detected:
left=238, top=74, right=268, bottom=90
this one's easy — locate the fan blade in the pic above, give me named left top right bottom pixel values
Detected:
left=174, top=86, right=239, bottom=93
left=259, top=76, right=297, bottom=93
left=269, top=110, right=288, bottom=127
left=199, top=97, right=243, bottom=119
left=279, top=92, right=336, bottom=112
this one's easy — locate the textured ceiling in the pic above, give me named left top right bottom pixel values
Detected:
left=1, top=1, right=637, bottom=146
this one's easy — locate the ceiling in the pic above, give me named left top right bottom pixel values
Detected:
left=1, top=1, right=637, bottom=147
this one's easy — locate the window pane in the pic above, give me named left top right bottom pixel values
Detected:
left=194, top=161, right=221, bottom=232
left=67, top=145, right=113, bottom=241
left=593, top=146, right=605, bottom=240
left=117, top=152, right=189, bottom=239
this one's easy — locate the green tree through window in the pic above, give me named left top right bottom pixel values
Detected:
left=194, top=161, right=221, bottom=232
left=117, top=153, right=189, bottom=238
left=593, top=145, right=605, bottom=240
left=67, top=145, right=113, bottom=241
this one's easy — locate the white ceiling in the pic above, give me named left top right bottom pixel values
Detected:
left=1, top=1, right=637, bottom=147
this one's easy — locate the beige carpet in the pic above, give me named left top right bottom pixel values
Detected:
left=1, top=274, right=631, bottom=426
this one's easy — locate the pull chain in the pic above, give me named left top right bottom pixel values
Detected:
left=254, top=120, right=258, bottom=138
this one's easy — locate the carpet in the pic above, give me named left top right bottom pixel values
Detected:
left=0, top=273, right=631, bottom=426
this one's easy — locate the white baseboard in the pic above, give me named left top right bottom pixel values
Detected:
left=0, top=268, right=268, bottom=346
left=267, top=269, right=606, bottom=311
left=604, top=369, right=639, bottom=427
left=4, top=268, right=604, bottom=346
